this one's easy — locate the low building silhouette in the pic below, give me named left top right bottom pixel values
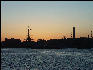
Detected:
left=1, top=38, right=21, bottom=48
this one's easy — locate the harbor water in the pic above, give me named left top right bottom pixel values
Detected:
left=1, top=48, right=93, bottom=70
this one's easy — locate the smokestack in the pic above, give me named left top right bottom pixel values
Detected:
left=88, top=35, right=89, bottom=38
left=91, top=30, right=92, bottom=38
left=71, top=32, right=72, bottom=38
left=73, top=27, right=75, bottom=38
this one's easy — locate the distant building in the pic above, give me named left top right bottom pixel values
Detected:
left=73, top=27, right=75, bottom=38
left=5, top=38, right=21, bottom=42
left=4, top=38, right=21, bottom=47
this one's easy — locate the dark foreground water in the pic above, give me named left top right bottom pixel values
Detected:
left=1, top=48, right=93, bottom=70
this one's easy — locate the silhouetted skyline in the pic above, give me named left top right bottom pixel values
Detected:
left=1, top=26, right=93, bottom=48
left=1, top=1, right=93, bottom=41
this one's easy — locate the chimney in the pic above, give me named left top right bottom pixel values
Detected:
left=73, top=27, right=75, bottom=38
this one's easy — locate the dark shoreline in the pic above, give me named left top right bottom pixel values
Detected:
left=1, top=38, right=93, bottom=49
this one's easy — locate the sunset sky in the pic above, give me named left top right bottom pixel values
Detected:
left=1, top=1, right=93, bottom=42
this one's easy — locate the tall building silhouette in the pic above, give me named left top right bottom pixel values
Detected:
left=73, top=27, right=75, bottom=38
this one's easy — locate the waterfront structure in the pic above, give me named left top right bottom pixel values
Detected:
left=26, top=26, right=33, bottom=42
left=73, top=27, right=75, bottom=38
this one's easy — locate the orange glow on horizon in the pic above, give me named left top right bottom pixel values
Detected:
left=1, top=31, right=82, bottom=42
